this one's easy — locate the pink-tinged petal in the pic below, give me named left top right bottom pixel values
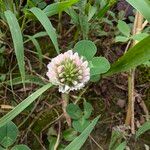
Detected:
left=46, top=50, right=90, bottom=93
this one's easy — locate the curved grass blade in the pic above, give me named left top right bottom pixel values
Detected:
left=43, top=0, right=79, bottom=17
left=30, top=7, right=59, bottom=54
left=3, top=75, right=46, bottom=86
left=126, top=0, right=150, bottom=22
left=27, top=35, right=43, bottom=67
left=24, top=32, right=48, bottom=43
left=104, top=36, right=150, bottom=76
left=4, top=10, right=25, bottom=86
left=0, top=83, right=52, bottom=128
left=64, top=116, right=100, bottom=150
left=136, top=121, right=150, bottom=139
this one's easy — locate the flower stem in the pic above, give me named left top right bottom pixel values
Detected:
left=61, top=93, right=71, bottom=126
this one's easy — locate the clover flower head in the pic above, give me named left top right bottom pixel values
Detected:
left=46, top=50, right=90, bottom=93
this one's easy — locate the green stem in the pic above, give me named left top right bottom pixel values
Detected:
left=61, top=93, right=71, bottom=126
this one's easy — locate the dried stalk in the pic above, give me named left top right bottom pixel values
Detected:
left=125, top=12, right=144, bottom=134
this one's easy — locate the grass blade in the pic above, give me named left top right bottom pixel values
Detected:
left=4, top=10, right=25, bottom=86
left=43, top=0, right=79, bottom=17
left=136, top=121, right=150, bottom=139
left=30, top=7, right=59, bottom=54
left=104, top=36, right=150, bottom=76
left=126, top=0, right=150, bottom=22
left=0, top=83, right=52, bottom=128
left=27, top=35, right=43, bottom=67
left=3, top=75, right=46, bottom=86
left=64, top=116, right=99, bottom=150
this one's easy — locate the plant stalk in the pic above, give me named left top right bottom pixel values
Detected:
left=61, top=93, right=71, bottom=126
left=125, top=12, right=143, bottom=134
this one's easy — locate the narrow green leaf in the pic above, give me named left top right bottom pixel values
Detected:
left=97, top=0, right=116, bottom=18
left=109, top=130, right=123, bottom=150
left=27, top=35, right=43, bottom=65
left=117, top=20, right=131, bottom=37
left=30, top=7, right=59, bottom=54
left=64, top=116, right=99, bottom=150
left=105, top=36, right=150, bottom=76
left=4, top=10, right=25, bottom=86
left=126, top=0, right=150, bottom=22
left=4, top=75, right=45, bottom=86
left=32, top=31, right=47, bottom=38
left=43, top=0, right=79, bottom=17
left=0, top=83, right=52, bottom=128
left=136, top=121, right=150, bottom=139
left=88, top=6, right=97, bottom=21
left=0, top=121, right=18, bottom=148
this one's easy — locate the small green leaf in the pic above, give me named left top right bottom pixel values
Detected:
left=74, top=40, right=97, bottom=60
left=66, top=103, right=82, bottom=120
left=115, top=36, right=129, bottom=42
left=63, top=128, right=78, bottom=141
left=90, top=74, right=101, bottom=82
left=117, top=20, right=131, bottom=37
left=64, top=116, right=99, bottom=150
left=90, top=57, right=110, bottom=75
left=11, top=145, right=31, bottom=150
left=73, top=118, right=90, bottom=132
left=131, top=33, right=149, bottom=41
left=136, top=121, right=150, bottom=139
left=0, top=121, right=18, bottom=148
left=83, top=101, right=93, bottom=119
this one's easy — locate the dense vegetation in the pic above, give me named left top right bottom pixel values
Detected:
left=0, top=0, right=150, bottom=150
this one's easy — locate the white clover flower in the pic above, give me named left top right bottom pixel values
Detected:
left=46, top=50, right=90, bottom=93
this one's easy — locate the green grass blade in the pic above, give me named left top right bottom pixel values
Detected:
left=24, top=32, right=48, bottom=43
left=30, top=7, right=59, bottom=54
left=104, top=36, right=150, bottom=76
left=126, top=0, right=150, bottom=22
left=4, top=10, right=25, bottom=86
left=64, top=116, right=100, bottom=150
left=43, top=0, right=79, bottom=17
left=136, top=121, right=150, bottom=139
left=27, top=35, right=43, bottom=67
left=0, top=83, right=52, bottom=128
left=3, top=75, right=46, bottom=86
